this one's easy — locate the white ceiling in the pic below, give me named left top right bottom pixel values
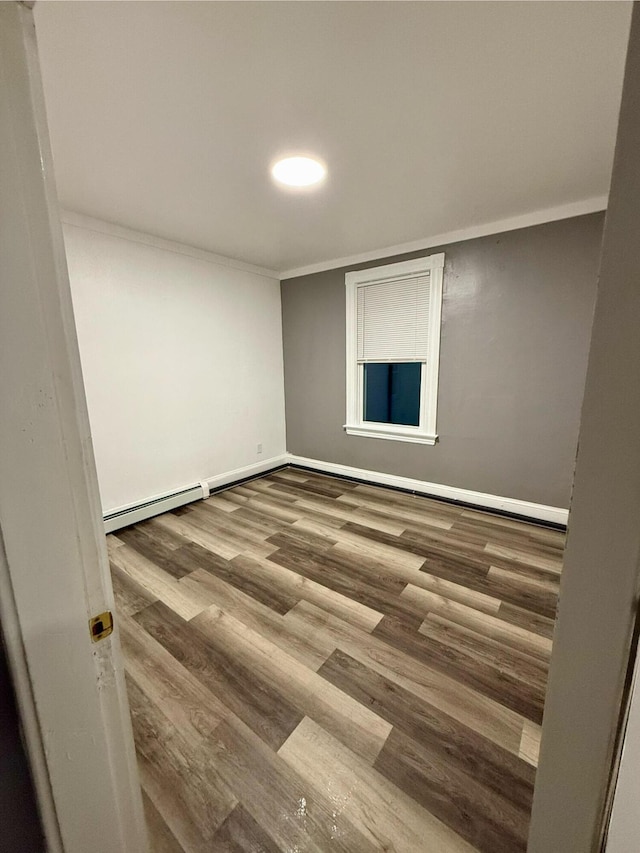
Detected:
left=34, top=1, right=631, bottom=275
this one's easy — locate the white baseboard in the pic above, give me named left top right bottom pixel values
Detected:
left=104, top=452, right=568, bottom=531
left=286, top=454, right=569, bottom=526
left=103, top=454, right=288, bottom=533
left=205, top=455, right=288, bottom=493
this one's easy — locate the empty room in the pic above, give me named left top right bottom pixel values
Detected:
left=3, top=1, right=640, bottom=852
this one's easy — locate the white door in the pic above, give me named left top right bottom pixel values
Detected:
left=605, top=657, right=640, bottom=852
left=0, top=4, right=147, bottom=851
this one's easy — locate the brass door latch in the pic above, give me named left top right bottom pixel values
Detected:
left=89, top=611, right=114, bottom=642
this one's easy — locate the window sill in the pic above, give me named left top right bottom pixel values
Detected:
left=344, top=424, right=438, bottom=445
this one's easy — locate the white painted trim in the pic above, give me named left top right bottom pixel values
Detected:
left=424, top=256, right=444, bottom=440
left=281, top=196, right=608, bottom=279
left=1, top=6, right=147, bottom=850
left=104, top=452, right=568, bottom=528
left=0, top=532, right=62, bottom=852
left=344, top=425, right=437, bottom=445
left=62, top=196, right=607, bottom=283
left=62, top=197, right=607, bottom=284
left=345, top=253, right=444, bottom=445
left=103, top=455, right=289, bottom=533
left=205, top=454, right=289, bottom=492
left=346, top=252, right=445, bottom=285
left=286, top=454, right=569, bottom=525
left=60, top=209, right=280, bottom=281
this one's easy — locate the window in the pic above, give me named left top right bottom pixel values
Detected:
left=345, top=253, right=444, bottom=444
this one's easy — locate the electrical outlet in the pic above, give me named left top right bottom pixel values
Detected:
left=257, top=443, right=263, bottom=455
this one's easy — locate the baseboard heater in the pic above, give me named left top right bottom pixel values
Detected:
left=103, top=456, right=289, bottom=533
left=103, top=483, right=205, bottom=534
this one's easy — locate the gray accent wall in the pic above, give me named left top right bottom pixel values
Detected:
left=281, top=213, right=604, bottom=509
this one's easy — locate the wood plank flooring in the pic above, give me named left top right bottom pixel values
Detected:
left=108, top=468, right=563, bottom=852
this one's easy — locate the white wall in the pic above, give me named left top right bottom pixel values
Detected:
left=62, top=215, right=286, bottom=513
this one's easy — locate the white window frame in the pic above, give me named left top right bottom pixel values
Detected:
left=345, top=252, right=444, bottom=445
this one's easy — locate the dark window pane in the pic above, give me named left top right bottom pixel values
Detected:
left=364, top=362, right=421, bottom=427
left=390, top=362, right=422, bottom=426
left=363, top=363, right=391, bottom=423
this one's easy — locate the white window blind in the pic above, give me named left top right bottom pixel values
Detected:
left=356, top=274, right=431, bottom=362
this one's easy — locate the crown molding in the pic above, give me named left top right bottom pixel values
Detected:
left=61, top=196, right=608, bottom=282
left=59, top=210, right=280, bottom=281
left=280, top=195, right=608, bottom=280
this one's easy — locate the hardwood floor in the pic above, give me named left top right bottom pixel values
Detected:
left=108, top=468, right=563, bottom=852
